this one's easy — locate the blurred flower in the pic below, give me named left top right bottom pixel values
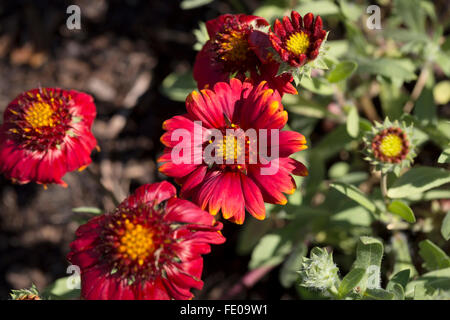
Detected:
left=193, top=14, right=296, bottom=96
left=269, top=11, right=327, bottom=68
left=0, top=88, right=97, bottom=186
left=298, top=247, right=340, bottom=291
left=158, top=79, right=308, bottom=224
left=68, top=181, right=225, bottom=300
left=363, top=118, right=416, bottom=175
left=10, top=284, right=41, bottom=300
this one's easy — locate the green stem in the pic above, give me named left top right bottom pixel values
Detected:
left=380, top=172, right=389, bottom=206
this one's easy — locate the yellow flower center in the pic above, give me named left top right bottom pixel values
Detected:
left=379, top=134, right=403, bottom=157
left=216, top=134, right=243, bottom=162
left=219, top=30, right=249, bottom=62
left=286, top=32, right=310, bottom=55
left=119, top=221, right=155, bottom=266
left=24, top=101, right=55, bottom=129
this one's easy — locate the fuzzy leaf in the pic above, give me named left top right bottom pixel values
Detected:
left=330, top=182, right=377, bottom=213
left=405, top=268, right=450, bottom=299
left=327, top=61, right=357, bottom=83
left=364, top=288, right=395, bottom=300
left=161, top=71, right=196, bottom=102
left=249, top=233, right=292, bottom=270
left=418, top=240, right=450, bottom=271
left=352, top=237, right=384, bottom=293
left=438, top=147, right=450, bottom=164
left=338, top=268, right=365, bottom=298
left=387, top=167, right=450, bottom=198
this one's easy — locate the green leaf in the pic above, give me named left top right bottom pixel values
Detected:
left=180, top=0, right=213, bottom=10
left=43, top=276, right=81, bottom=300
left=387, top=200, right=416, bottom=223
left=346, top=105, right=359, bottom=138
left=418, top=240, right=450, bottom=271
left=193, top=21, right=209, bottom=51
left=328, top=162, right=350, bottom=179
left=393, top=0, right=425, bottom=33
left=72, top=207, right=103, bottom=215
left=380, top=81, right=408, bottom=120
left=405, top=268, right=450, bottom=299
left=249, top=233, right=292, bottom=270
left=295, top=1, right=340, bottom=16
left=387, top=269, right=409, bottom=299
left=253, top=5, right=286, bottom=22
left=441, top=212, right=450, bottom=241
left=413, top=78, right=437, bottom=125
left=388, top=269, right=410, bottom=290
left=338, top=0, right=362, bottom=22
left=161, top=71, right=196, bottom=102
left=391, top=233, right=418, bottom=277
left=279, top=244, right=307, bottom=288
left=363, top=288, right=395, bottom=300
left=313, top=125, right=354, bottom=160
left=299, top=76, right=334, bottom=95
left=326, top=40, right=349, bottom=59
left=330, top=182, right=377, bottom=213
left=438, top=147, right=450, bottom=164
left=352, top=237, right=384, bottom=293
left=357, top=57, right=417, bottom=85
left=330, top=205, right=373, bottom=227
left=387, top=167, right=450, bottom=198
left=237, top=216, right=272, bottom=255
left=327, top=61, right=357, bottom=83
left=338, top=268, right=366, bottom=298
left=388, top=283, right=405, bottom=300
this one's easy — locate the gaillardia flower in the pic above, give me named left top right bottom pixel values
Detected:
left=269, top=11, right=327, bottom=68
left=159, top=79, right=308, bottom=224
left=194, top=14, right=296, bottom=96
left=363, top=118, right=416, bottom=175
left=68, top=181, right=225, bottom=300
left=0, top=88, right=97, bottom=186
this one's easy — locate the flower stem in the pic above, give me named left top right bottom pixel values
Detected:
left=380, top=172, right=389, bottom=206
left=403, top=63, right=431, bottom=114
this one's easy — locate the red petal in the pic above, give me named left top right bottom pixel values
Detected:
left=241, top=175, right=265, bottom=220
left=282, top=15, right=294, bottom=34
left=304, top=13, right=314, bottom=30
left=193, top=41, right=229, bottom=90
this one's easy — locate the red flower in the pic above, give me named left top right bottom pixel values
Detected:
left=68, top=181, right=225, bottom=300
left=159, top=79, right=308, bottom=224
left=0, top=88, right=97, bottom=186
left=269, top=11, right=327, bottom=67
left=193, top=14, right=296, bottom=96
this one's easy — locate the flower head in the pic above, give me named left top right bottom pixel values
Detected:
left=68, top=181, right=225, bottom=300
left=10, top=284, right=41, bottom=300
left=0, top=88, right=97, bottom=186
left=158, top=79, right=308, bottom=224
left=269, top=11, right=327, bottom=68
left=194, top=14, right=296, bottom=96
left=363, top=118, right=416, bottom=175
left=298, top=247, right=340, bottom=291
